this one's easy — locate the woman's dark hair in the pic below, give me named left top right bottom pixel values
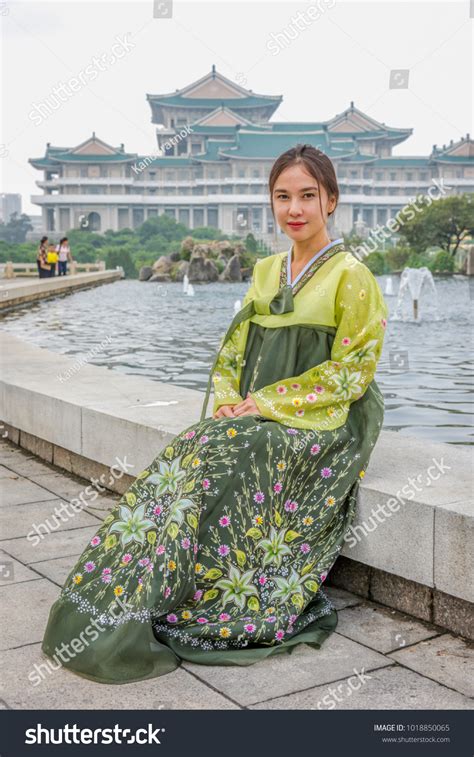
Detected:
left=59, top=237, right=68, bottom=244
left=268, top=143, right=339, bottom=220
left=40, top=236, right=48, bottom=244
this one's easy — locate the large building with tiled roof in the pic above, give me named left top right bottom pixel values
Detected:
left=30, top=65, right=473, bottom=245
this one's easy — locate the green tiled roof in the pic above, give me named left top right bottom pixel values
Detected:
left=190, top=125, right=239, bottom=134
left=148, top=95, right=282, bottom=108
left=432, top=155, right=474, bottom=163
left=193, top=140, right=235, bottom=162
left=133, top=156, right=193, bottom=166
left=372, top=157, right=432, bottom=167
left=217, top=131, right=354, bottom=160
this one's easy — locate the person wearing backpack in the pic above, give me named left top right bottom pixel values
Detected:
left=46, top=243, right=59, bottom=276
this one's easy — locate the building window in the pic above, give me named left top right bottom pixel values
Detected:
left=164, top=208, right=176, bottom=218
left=132, top=208, right=144, bottom=228
left=251, top=207, right=262, bottom=232
left=389, top=172, right=397, bottom=181
left=420, top=172, right=428, bottom=180
left=375, top=172, right=383, bottom=180
left=237, top=168, right=246, bottom=178
left=350, top=170, right=358, bottom=178
left=193, top=208, right=204, bottom=227
left=178, top=208, right=190, bottom=227
left=165, top=171, right=175, bottom=181
left=207, top=207, right=218, bottom=227
left=118, top=208, right=129, bottom=229
left=406, top=172, right=413, bottom=181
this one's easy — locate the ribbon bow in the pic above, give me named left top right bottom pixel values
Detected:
left=200, top=284, right=294, bottom=420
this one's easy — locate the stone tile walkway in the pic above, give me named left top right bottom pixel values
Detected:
left=0, top=439, right=472, bottom=710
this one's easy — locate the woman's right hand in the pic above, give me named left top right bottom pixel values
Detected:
left=213, top=404, right=237, bottom=419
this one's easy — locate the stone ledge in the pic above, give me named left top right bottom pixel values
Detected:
left=0, top=332, right=472, bottom=632
left=0, top=270, right=122, bottom=311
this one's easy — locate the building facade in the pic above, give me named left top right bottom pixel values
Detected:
left=30, top=66, right=473, bottom=246
left=0, top=193, right=22, bottom=223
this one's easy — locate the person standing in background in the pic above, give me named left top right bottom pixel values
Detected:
left=56, top=237, right=73, bottom=276
left=36, top=237, right=51, bottom=278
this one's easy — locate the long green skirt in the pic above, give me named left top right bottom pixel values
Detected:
left=41, top=323, right=384, bottom=683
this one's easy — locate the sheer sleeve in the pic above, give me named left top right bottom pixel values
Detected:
left=212, top=272, right=257, bottom=414
left=250, top=261, right=388, bottom=430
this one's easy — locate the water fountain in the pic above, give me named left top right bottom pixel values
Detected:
left=182, top=273, right=189, bottom=294
left=393, top=267, right=440, bottom=321
left=385, top=276, right=394, bottom=296
left=186, top=283, right=195, bottom=297
left=234, top=299, right=242, bottom=314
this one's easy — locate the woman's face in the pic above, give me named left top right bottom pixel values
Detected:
left=272, top=163, right=336, bottom=242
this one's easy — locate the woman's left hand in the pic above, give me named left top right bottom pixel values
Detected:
left=232, top=392, right=260, bottom=417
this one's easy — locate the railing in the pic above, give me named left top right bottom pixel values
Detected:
left=0, top=261, right=106, bottom=279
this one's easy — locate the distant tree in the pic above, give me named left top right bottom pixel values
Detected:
left=191, top=226, right=225, bottom=241
left=137, top=214, right=188, bottom=243
left=0, top=213, right=33, bottom=243
left=245, top=232, right=258, bottom=253
left=104, top=248, right=137, bottom=278
left=364, top=252, right=386, bottom=275
left=399, top=195, right=473, bottom=256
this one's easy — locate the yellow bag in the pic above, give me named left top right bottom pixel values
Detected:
left=47, top=251, right=58, bottom=263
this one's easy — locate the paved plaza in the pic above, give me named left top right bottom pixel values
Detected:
left=0, top=439, right=472, bottom=711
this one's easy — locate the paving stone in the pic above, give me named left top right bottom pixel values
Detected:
left=0, top=526, right=98, bottom=564
left=335, top=602, right=440, bottom=654
left=0, top=578, right=60, bottom=650
left=325, top=586, right=362, bottom=610
left=182, top=633, right=392, bottom=706
left=389, top=633, right=474, bottom=698
left=0, top=644, right=240, bottom=710
left=0, top=476, right=54, bottom=507
left=0, top=549, right=41, bottom=586
left=250, top=665, right=473, bottom=710
left=0, top=498, right=99, bottom=540
left=0, top=465, right=21, bottom=479
left=1, top=456, right=59, bottom=478
left=32, top=554, right=81, bottom=586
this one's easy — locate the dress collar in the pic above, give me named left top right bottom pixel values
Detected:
left=286, top=238, right=345, bottom=288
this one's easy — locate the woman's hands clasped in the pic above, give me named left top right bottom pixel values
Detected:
left=212, top=392, right=260, bottom=420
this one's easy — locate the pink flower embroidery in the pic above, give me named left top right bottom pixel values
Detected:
left=219, top=613, right=231, bottom=621
left=184, top=431, right=196, bottom=440
left=321, top=467, right=333, bottom=478
left=310, top=444, right=321, bottom=455
left=155, top=545, right=165, bottom=555
left=166, top=613, right=178, bottom=623
left=153, top=504, right=162, bottom=516
left=219, top=515, right=231, bottom=527
left=306, top=393, right=317, bottom=403
left=90, top=536, right=101, bottom=547
left=276, top=385, right=287, bottom=394
left=273, top=482, right=283, bottom=493
left=202, top=479, right=210, bottom=490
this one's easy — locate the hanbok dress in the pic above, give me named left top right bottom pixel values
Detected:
left=41, top=239, right=388, bottom=684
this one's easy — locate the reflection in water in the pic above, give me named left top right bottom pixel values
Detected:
left=1, top=275, right=472, bottom=445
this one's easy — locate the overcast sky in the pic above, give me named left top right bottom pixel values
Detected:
left=1, top=0, right=471, bottom=215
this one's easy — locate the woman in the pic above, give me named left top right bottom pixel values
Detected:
left=36, top=236, right=51, bottom=279
left=41, top=145, right=388, bottom=684
left=56, top=237, right=72, bottom=276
